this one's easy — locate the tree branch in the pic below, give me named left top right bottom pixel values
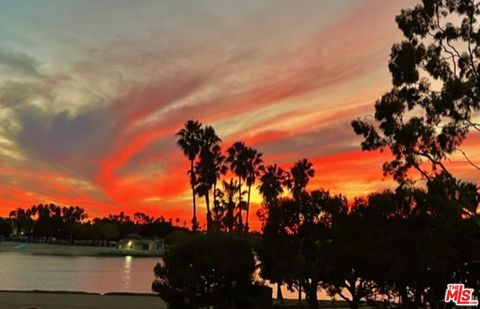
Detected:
left=466, top=119, right=480, bottom=133
left=455, top=148, right=480, bottom=172
left=411, top=149, right=453, bottom=178
left=337, top=291, right=351, bottom=302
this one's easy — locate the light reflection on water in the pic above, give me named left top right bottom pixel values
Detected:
left=0, top=252, right=160, bottom=293
left=0, top=252, right=333, bottom=299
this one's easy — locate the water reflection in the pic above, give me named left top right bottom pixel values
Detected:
left=0, top=252, right=334, bottom=300
left=0, top=252, right=160, bottom=293
left=123, top=256, right=133, bottom=290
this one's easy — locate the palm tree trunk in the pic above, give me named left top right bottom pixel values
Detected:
left=305, top=285, right=319, bottom=309
left=238, top=177, right=243, bottom=230
left=238, top=177, right=242, bottom=203
left=246, top=184, right=252, bottom=232
left=213, top=181, right=218, bottom=231
left=277, top=283, right=285, bottom=304
left=298, top=285, right=302, bottom=309
left=190, top=160, right=197, bottom=232
left=213, top=181, right=217, bottom=205
left=205, top=190, right=211, bottom=232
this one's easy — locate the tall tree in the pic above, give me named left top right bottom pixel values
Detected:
left=176, top=120, right=203, bottom=232
left=257, top=164, right=290, bottom=303
left=289, top=159, right=315, bottom=200
left=226, top=141, right=249, bottom=230
left=258, top=190, right=347, bottom=309
left=214, top=179, right=244, bottom=233
left=212, top=145, right=228, bottom=211
left=258, top=164, right=289, bottom=208
left=244, top=147, right=263, bottom=232
left=351, top=0, right=480, bottom=223
left=9, top=207, right=34, bottom=237
left=195, top=125, right=222, bottom=231
left=323, top=204, right=380, bottom=309
left=31, top=204, right=55, bottom=241
left=62, top=206, right=88, bottom=241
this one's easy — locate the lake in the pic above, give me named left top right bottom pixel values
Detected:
left=0, top=252, right=160, bottom=293
left=0, top=250, right=328, bottom=300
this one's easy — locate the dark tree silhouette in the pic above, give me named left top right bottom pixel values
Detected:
left=9, top=207, right=34, bottom=237
left=7, top=204, right=178, bottom=243
left=31, top=204, right=61, bottom=241
left=211, top=145, right=228, bottom=223
left=213, top=179, right=245, bottom=233
left=62, top=206, right=88, bottom=241
left=258, top=164, right=289, bottom=208
left=349, top=183, right=474, bottom=309
left=256, top=164, right=291, bottom=303
left=289, top=158, right=315, bottom=200
left=0, top=217, right=12, bottom=238
left=176, top=120, right=203, bottom=232
left=195, top=125, right=222, bottom=231
left=258, top=190, right=348, bottom=309
left=351, top=0, right=480, bottom=224
left=323, top=203, right=380, bottom=309
left=226, top=141, right=249, bottom=230
left=244, top=147, right=263, bottom=232
left=133, top=212, right=154, bottom=225
left=152, top=232, right=261, bottom=308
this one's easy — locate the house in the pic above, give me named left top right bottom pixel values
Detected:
left=116, top=234, right=166, bottom=256
left=118, top=238, right=165, bottom=251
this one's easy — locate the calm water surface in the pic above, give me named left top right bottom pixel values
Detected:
left=0, top=252, right=330, bottom=299
left=0, top=252, right=160, bottom=293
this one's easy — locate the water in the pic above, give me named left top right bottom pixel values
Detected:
left=0, top=252, right=160, bottom=293
left=0, top=251, right=332, bottom=300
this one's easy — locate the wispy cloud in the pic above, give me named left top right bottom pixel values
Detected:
left=4, top=0, right=472, bottom=226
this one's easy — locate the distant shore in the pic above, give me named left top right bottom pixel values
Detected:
left=0, top=241, right=115, bottom=256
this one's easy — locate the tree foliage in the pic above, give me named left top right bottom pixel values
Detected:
left=152, top=232, right=263, bottom=308
left=8, top=206, right=177, bottom=243
left=352, top=0, right=480, bottom=222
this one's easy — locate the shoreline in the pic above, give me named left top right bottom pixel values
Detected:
left=0, top=289, right=158, bottom=296
left=0, top=290, right=167, bottom=309
left=0, top=291, right=373, bottom=309
left=0, top=241, right=163, bottom=257
left=0, top=241, right=114, bottom=257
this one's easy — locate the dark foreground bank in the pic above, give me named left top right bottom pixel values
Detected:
left=0, top=291, right=167, bottom=309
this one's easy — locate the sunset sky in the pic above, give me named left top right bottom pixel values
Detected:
left=1, top=0, right=478, bottom=229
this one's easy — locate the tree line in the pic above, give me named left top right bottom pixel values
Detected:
left=159, top=130, right=480, bottom=308
left=176, top=119, right=325, bottom=234
left=6, top=205, right=180, bottom=244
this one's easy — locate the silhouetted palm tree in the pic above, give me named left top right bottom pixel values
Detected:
left=258, top=164, right=289, bottom=207
left=289, top=158, right=315, bottom=200
left=226, top=141, right=249, bottom=229
left=195, top=160, right=213, bottom=230
left=176, top=120, right=203, bottom=232
left=216, top=179, right=243, bottom=233
left=244, top=147, right=263, bottom=232
left=257, top=164, right=289, bottom=303
left=62, top=206, right=87, bottom=241
left=195, top=125, right=221, bottom=231
left=212, top=145, right=227, bottom=210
